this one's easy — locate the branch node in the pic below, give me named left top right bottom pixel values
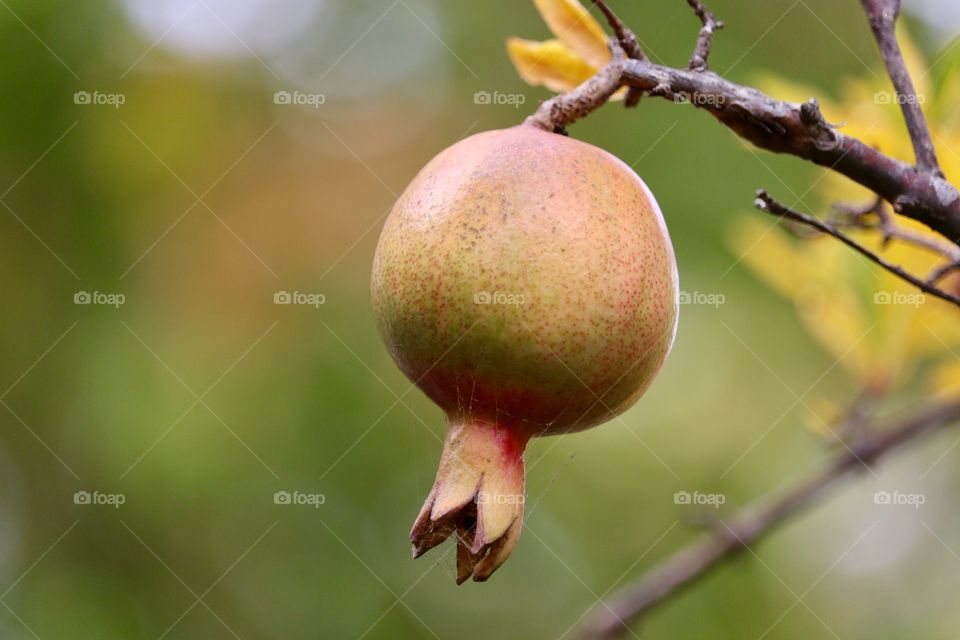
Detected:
left=798, top=99, right=840, bottom=151
left=799, top=99, right=821, bottom=125
left=649, top=83, right=672, bottom=98
left=893, top=193, right=918, bottom=214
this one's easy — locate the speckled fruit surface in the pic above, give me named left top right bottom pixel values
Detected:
left=371, top=123, right=679, bottom=582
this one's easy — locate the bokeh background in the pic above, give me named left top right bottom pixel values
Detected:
left=2, top=0, right=960, bottom=638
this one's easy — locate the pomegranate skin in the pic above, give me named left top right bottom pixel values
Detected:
left=371, top=124, right=679, bottom=581
left=372, top=125, right=678, bottom=433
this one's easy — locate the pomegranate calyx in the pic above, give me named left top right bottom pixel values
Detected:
left=409, top=417, right=527, bottom=583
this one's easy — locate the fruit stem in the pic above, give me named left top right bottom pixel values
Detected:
left=524, top=39, right=625, bottom=134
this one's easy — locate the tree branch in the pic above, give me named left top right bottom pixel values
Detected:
left=525, top=41, right=625, bottom=133
left=533, top=1, right=960, bottom=246
left=860, top=0, right=943, bottom=176
left=618, top=60, right=960, bottom=243
left=578, top=400, right=960, bottom=639
left=754, top=190, right=960, bottom=308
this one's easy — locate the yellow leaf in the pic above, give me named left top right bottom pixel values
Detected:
left=937, top=73, right=960, bottom=144
left=507, top=37, right=599, bottom=93
left=932, top=360, right=960, bottom=398
left=532, top=0, right=611, bottom=69
left=727, top=216, right=815, bottom=299
left=798, top=284, right=875, bottom=380
left=733, top=27, right=960, bottom=394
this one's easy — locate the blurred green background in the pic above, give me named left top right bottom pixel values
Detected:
left=2, top=0, right=960, bottom=638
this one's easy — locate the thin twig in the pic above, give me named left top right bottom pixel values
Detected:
left=928, top=261, right=960, bottom=285
left=578, top=400, right=960, bottom=639
left=590, top=0, right=646, bottom=107
left=883, top=227, right=960, bottom=260
left=755, top=190, right=960, bottom=308
left=860, top=0, right=942, bottom=176
left=591, top=0, right=645, bottom=61
left=686, top=0, right=723, bottom=71
left=832, top=199, right=960, bottom=261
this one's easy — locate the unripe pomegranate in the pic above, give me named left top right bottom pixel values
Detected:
left=371, top=123, right=678, bottom=583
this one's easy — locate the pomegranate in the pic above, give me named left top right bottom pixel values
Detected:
left=371, top=123, right=678, bottom=583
